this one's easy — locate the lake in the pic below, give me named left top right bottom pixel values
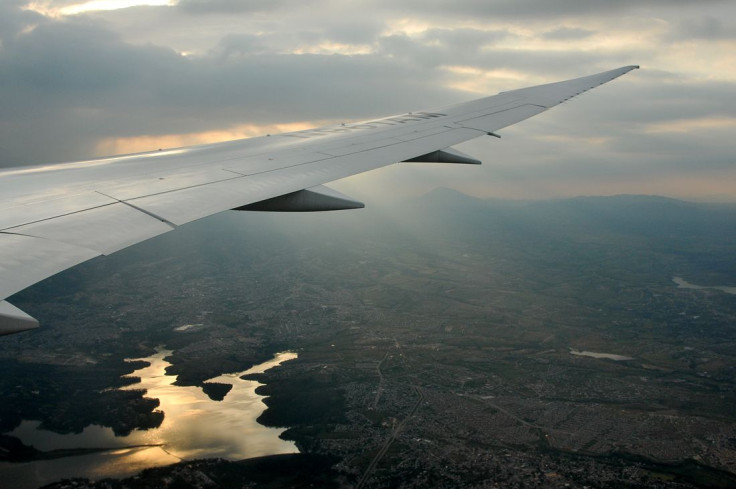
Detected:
left=673, top=276, right=736, bottom=295
left=0, top=349, right=298, bottom=489
left=569, top=348, right=633, bottom=361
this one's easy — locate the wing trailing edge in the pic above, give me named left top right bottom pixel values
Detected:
left=404, top=147, right=482, bottom=165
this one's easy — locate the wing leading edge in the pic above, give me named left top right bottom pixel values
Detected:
left=0, top=65, right=639, bottom=335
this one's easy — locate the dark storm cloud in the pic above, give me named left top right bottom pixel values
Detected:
left=541, top=27, right=596, bottom=40
left=168, top=0, right=728, bottom=19
left=1, top=21, right=173, bottom=93
left=0, top=0, right=46, bottom=39
left=0, top=1, right=721, bottom=167
left=0, top=8, right=459, bottom=166
left=668, top=16, right=736, bottom=41
left=0, top=14, right=185, bottom=164
left=371, top=0, right=728, bottom=20
left=316, top=19, right=386, bottom=45
left=208, top=33, right=270, bottom=58
left=176, top=0, right=287, bottom=14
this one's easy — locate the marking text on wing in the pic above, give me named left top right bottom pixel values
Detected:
left=283, top=112, right=448, bottom=139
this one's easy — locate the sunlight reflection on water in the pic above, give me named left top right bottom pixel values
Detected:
left=0, top=349, right=298, bottom=488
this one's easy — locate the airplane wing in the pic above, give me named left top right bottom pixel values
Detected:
left=0, top=65, right=639, bottom=335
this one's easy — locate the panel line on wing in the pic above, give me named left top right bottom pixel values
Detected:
left=8, top=202, right=175, bottom=255
left=222, top=169, right=248, bottom=177
left=96, top=191, right=178, bottom=229
left=0, top=202, right=118, bottom=232
left=100, top=170, right=250, bottom=202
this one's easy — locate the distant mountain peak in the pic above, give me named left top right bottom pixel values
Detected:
left=422, top=187, right=477, bottom=200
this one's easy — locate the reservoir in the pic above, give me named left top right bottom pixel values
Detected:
left=0, top=349, right=298, bottom=489
left=569, top=348, right=633, bottom=361
left=673, top=276, right=736, bottom=295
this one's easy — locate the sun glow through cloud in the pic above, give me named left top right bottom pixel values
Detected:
left=94, top=121, right=322, bottom=156
left=25, top=0, right=173, bottom=16
left=443, top=65, right=533, bottom=93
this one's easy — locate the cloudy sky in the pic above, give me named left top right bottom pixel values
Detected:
left=1, top=0, right=734, bottom=201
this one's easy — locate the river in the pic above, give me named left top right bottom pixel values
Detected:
left=0, top=349, right=298, bottom=489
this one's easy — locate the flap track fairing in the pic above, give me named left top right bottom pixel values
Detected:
left=233, top=185, right=365, bottom=212
left=403, top=147, right=481, bottom=165
left=0, top=301, right=39, bottom=336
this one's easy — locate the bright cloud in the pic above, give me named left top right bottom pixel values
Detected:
left=26, top=0, right=173, bottom=16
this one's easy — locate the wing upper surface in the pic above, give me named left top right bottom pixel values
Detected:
left=0, top=65, right=638, bottom=332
